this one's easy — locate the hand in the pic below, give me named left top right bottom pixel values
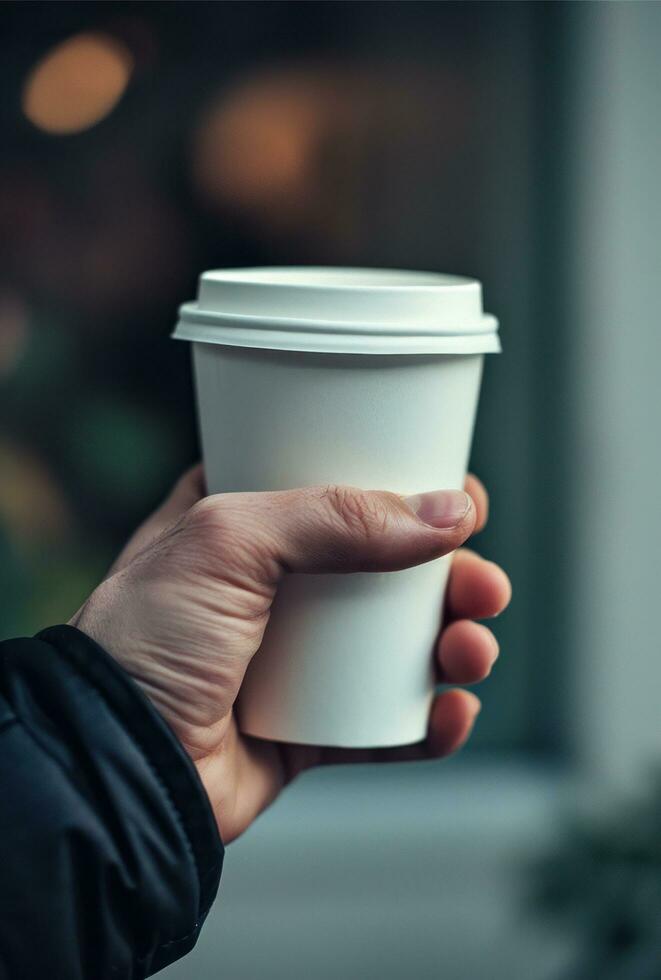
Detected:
left=71, top=466, right=511, bottom=843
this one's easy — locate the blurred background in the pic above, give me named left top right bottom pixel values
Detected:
left=1, top=2, right=659, bottom=978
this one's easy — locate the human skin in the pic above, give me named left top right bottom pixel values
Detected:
left=71, top=467, right=511, bottom=844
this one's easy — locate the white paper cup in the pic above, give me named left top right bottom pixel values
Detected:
left=173, top=267, right=500, bottom=748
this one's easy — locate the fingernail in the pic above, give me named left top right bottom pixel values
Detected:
left=485, top=642, right=499, bottom=675
left=477, top=622, right=500, bottom=663
left=466, top=692, right=482, bottom=718
left=404, top=490, right=472, bottom=528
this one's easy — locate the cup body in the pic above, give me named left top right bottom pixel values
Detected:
left=192, top=342, right=484, bottom=747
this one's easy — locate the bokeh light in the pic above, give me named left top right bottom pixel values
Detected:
left=0, top=440, right=71, bottom=547
left=22, top=32, right=133, bottom=135
left=190, top=62, right=463, bottom=254
left=192, top=72, right=326, bottom=215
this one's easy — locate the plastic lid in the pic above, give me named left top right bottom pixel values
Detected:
left=173, top=266, right=500, bottom=355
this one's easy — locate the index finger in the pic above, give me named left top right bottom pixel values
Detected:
left=464, top=473, right=488, bottom=534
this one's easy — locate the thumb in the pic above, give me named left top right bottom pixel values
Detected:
left=194, top=484, right=476, bottom=578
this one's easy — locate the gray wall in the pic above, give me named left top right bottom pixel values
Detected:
left=569, top=1, right=661, bottom=794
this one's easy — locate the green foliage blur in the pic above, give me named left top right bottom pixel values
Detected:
left=0, top=303, right=195, bottom=636
left=535, top=778, right=661, bottom=980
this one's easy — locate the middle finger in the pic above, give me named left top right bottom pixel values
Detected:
left=445, top=548, right=511, bottom=622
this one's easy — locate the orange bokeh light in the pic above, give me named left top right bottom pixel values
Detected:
left=22, top=32, right=133, bottom=135
left=193, top=76, right=325, bottom=211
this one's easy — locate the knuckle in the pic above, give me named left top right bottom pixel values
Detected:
left=183, top=495, right=238, bottom=553
left=183, top=494, right=277, bottom=585
left=185, top=494, right=226, bottom=531
left=322, top=484, right=391, bottom=539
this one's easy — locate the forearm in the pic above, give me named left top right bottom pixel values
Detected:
left=0, top=625, right=223, bottom=980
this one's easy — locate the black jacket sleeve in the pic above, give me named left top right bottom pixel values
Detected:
left=0, top=624, right=223, bottom=980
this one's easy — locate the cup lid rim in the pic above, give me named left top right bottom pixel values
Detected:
left=173, top=266, right=500, bottom=355
left=201, top=265, right=479, bottom=292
